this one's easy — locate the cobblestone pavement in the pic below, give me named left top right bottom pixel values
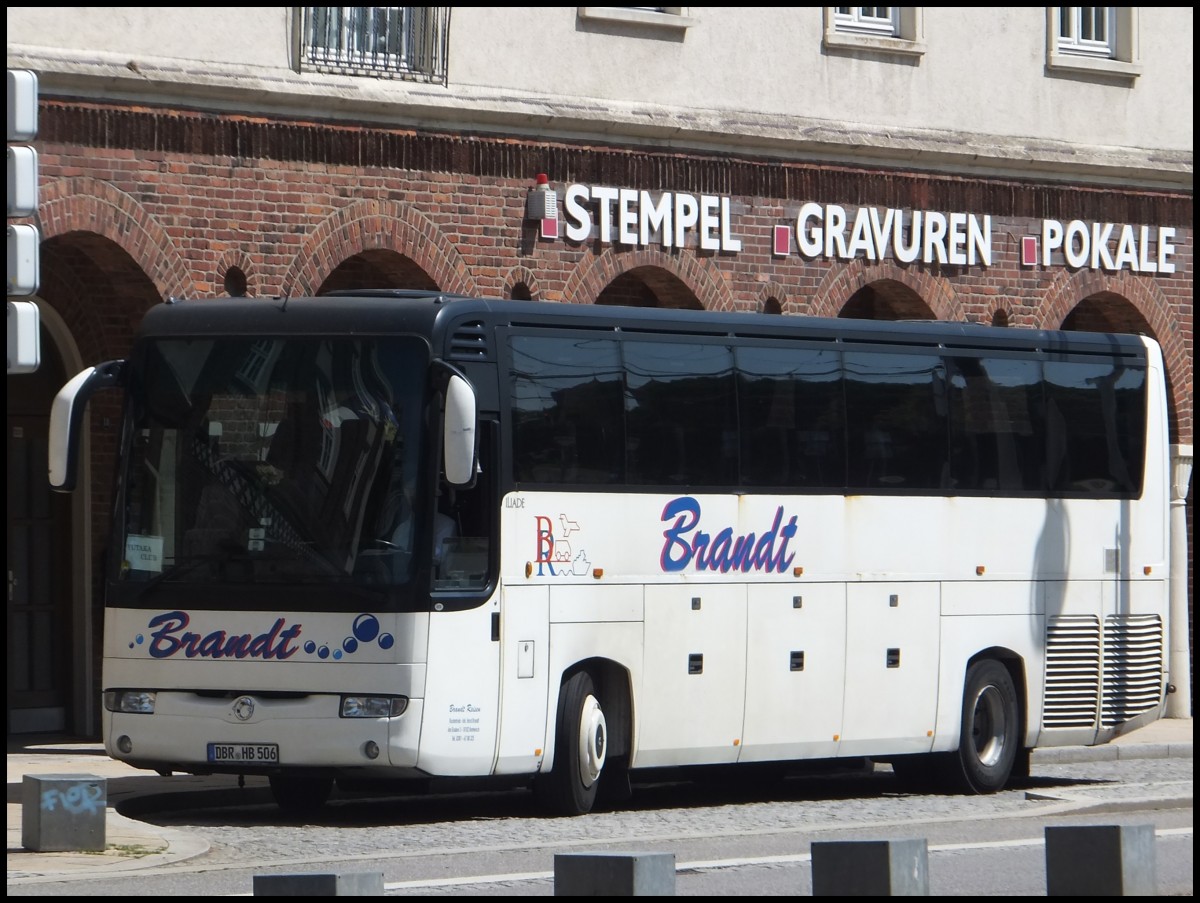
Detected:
left=137, top=757, right=1192, bottom=871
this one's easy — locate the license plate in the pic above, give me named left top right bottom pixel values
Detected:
left=207, top=742, right=279, bottom=764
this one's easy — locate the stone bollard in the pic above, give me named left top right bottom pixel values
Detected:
left=21, top=774, right=107, bottom=852
left=1045, top=824, right=1156, bottom=896
left=554, top=851, right=676, bottom=896
left=253, top=872, right=385, bottom=895
left=811, top=838, right=929, bottom=896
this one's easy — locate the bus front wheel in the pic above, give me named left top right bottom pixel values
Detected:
left=951, top=659, right=1019, bottom=794
left=536, top=670, right=606, bottom=816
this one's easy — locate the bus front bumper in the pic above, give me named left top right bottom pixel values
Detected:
left=103, top=692, right=425, bottom=775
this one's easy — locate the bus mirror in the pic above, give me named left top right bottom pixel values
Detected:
left=49, top=360, right=125, bottom=492
left=443, top=373, right=477, bottom=488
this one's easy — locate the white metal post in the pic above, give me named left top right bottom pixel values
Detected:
left=1166, top=443, right=1193, bottom=718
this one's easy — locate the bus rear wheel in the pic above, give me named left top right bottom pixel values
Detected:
left=269, top=773, right=334, bottom=814
left=536, top=670, right=606, bottom=816
left=950, top=659, right=1019, bottom=794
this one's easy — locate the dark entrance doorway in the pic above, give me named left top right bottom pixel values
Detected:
left=7, top=326, right=74, bottom=734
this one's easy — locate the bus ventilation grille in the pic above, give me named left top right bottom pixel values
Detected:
left=1043, top=614, right=1164, bottom=730
left=1101, top=614, right=1163, bottom=728
left=1044, top=616, right=1101, bottom=728
left=448, top=321, right=490, bottom=360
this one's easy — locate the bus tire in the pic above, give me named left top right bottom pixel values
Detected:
left=951, top=659, right=1019, bottom=794
left=537, top=670, right=606, bottom=815
left=269, top=773, right=333, bottom=814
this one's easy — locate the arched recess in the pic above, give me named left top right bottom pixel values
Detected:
left=504, top=265, right=541, bottom=301
left=1043, top=270, right=1192, bottom=444
left=218, top=249, right=257, bottom=297
left=760, top=280, right=789, bottom=315
left=562, top=247, right=736, bottom=311
left=317, top=249, right=440, bottom=295
left=596, top=267, right=701, bottom=309
left=282, top=200, right=479, bottom=298
left=811, top=259, right=961, bottom=321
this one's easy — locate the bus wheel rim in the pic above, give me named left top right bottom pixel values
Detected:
left=972, top=684, right=1006, bottom=768
left=577, top=694, right=607, bottom=787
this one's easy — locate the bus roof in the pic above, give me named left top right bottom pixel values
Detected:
left=136, top=292, right=1152, bottom=360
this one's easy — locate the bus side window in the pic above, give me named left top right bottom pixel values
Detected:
left=434, top=419, right=494, bottom=590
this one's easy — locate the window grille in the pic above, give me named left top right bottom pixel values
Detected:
left=303, top=7, right=449, bottom=84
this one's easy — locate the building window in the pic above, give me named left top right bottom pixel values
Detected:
left=577, top=7, right=698, bottom=31
left=1046, top=7, right=1140, bottom=80
left=302, top=7, right=449, bottom=84
left=1056, top=6, right=1115, bottom=56
left=823, top=7, right=924, bottom=58
left=833, top=7, right=899, bottom=36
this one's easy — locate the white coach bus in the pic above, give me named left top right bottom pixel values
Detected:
left=49, top=291, right=1170, bottom=814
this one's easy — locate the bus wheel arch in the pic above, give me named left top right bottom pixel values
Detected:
left=951, top=653, right=1024, bottom=794
left=537, top=659, right=632, bottom=815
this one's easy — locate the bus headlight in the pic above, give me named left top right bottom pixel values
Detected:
left=340, top=695, right=408, bottom=718
left=104, top=690, right=157, bottom=714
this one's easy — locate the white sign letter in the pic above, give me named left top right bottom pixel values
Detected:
left=895, top=211, right=921, bottom=263
left=796, top=202, right=824, bottom=257
left=968, top=215, right=991, bottom=267
left=947, top=212, right=967, bottom=265
left=824, top=205, right=848, bottom=259
left=1114, top=224, right=1139, bottom=271
left=617, top=188, right=639, bottom=246
left=564, top=184, right=592, bottom=242
left=1063, top=220, right=1089, bottom=268
left=591, top=186, right=619, bottom=245
left=923, top=211, right=948, bottom=264
left=719, top=197, right=742, bottom=251
left=699, top=195, right=721, bottom=251
left=674, top=193, right=699, bottom=248
left=641, top=190, right=672, bottom=247
left=1157, top=227, right=1176, bottom=274
left=1042, top=220, right=1064, bottom=266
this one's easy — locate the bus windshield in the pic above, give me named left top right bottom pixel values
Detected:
left=118, top=335, right=429, bottom=591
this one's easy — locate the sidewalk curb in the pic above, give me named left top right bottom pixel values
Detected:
left=1031, top=741, right=1193, bottom=765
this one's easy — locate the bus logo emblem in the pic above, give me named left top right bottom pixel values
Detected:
left=233, top=696, right=255, bottom=722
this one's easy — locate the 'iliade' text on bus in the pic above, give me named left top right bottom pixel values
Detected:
left=145, top=610, right=303, bottom=660
left=660, top=496, right=798, bottom=574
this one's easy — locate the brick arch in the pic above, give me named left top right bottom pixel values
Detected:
left=503, top=265, right=542, bottom=300
left=282, top=199, right=479, bottom=298
left=38, top=176, right=194, bottom=299
left=1042, top=269, right=1192, bottom=442
left=217, top=249, right=259, bottom=297
left=561, top=247, right=737, bottom=311
left=760, top=280, right=790, bottom=315
left=807, top=258, right=962, bottom=321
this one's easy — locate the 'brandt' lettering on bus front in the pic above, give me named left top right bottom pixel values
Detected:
left=660, top=496, right=798, bottom=574
left=144, top=610, right=303, bottom=660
